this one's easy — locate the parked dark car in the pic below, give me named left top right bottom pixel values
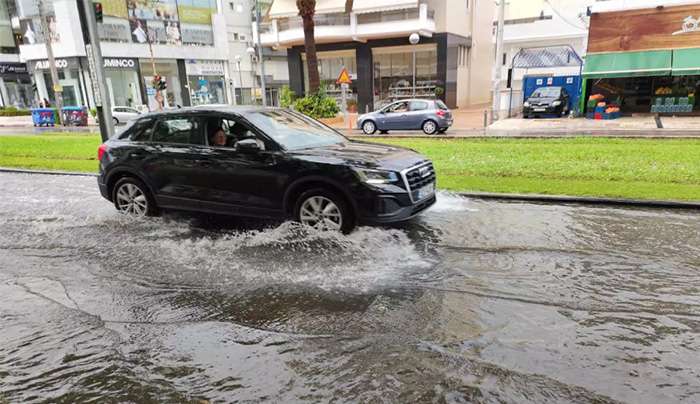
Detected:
left=97, top=107, right=437, bottom=233
left=523, top=86, right=570, bottom=118
left=357, top=99, right=453, bottom=135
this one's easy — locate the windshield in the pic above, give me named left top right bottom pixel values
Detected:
left=245, top=109, right=346, bottom=150
left=531, top=87, right=562, bottom=98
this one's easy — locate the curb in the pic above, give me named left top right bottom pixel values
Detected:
left=1, top=168, right=698, bottom=210
left=0, top=167, right=97, bottom=177
left=458, top=191, right=700, bottom=210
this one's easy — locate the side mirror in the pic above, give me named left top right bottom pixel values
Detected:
left=236, top=138, right=261, bottom=153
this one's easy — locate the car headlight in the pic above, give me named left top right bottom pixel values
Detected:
left=353, top=168, right=399, bottom=184
left=523, top=102, right=530, bottom=107
left=552, top=101, right=562, bottom=106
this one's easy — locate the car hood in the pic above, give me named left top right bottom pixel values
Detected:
left=289, top=140, right=428, bottom=171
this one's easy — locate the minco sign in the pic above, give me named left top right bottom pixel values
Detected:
left=103, top=58, right=137, bottom=69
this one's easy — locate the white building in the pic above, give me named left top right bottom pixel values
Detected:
left=256, top=0, right=495, bottom=111
left=495, top=0, right=599, bottom=112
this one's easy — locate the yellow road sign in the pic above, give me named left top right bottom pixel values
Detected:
left=336, top=67, right=352, bottom=85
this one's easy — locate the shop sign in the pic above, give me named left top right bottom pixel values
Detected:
left=28, top=58, right=80, bottom=73
left=103, top=58, right=137, bottom=69
left=0, top=63, right=28, bottom=75
left=673, top=16, right=700, bottom=35
left=185, top=60, right=224, bottom=76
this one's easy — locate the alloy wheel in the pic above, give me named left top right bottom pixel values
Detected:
left=115, top=183, right=148, bottom=216
left=423, top=120, right=437, bottom=134
left=299, top=196, right=342, bottom=231
left=362, top=121, right=376, bottom=134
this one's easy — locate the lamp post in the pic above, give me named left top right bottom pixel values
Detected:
left=409, top=33, right=420, bottom=97
left=246, top=46, right=258, bottom=105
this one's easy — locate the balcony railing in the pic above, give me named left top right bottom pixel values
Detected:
left=356, top=9, right=420, bottom=24
left=277, top=13, right=351, bottom=31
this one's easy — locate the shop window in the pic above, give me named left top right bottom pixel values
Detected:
left=372, top=44, right=438, bottom=107
left=302, top=49, right=357, bottom=106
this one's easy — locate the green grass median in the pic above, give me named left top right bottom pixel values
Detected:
left=1, top=133, right=699, bottom=201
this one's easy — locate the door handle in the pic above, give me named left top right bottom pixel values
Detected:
left=129, top=151, right=146, bottom=158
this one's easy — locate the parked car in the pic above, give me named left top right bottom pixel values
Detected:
left=112, top=106, right=141, bottom=125
left=357, top=99, right=452, bottom=135
left=97, top=106, right=437, bottom=233
left=523, top=86, right=570, bottom=118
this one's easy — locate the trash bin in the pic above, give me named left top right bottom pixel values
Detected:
left=30, top=108, right=57, bottom=127
left=61, top=106, right=88, bottom=126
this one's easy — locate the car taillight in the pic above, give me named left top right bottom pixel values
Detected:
left=436, top=109, right=446, bottom=117
left=97, top=144, right=108, bottom=161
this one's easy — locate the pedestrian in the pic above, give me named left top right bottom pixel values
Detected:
left=43, top=98, right=51, bottom=108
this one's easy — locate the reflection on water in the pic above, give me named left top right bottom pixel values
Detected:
left=1, top=173, right=699, bottom=403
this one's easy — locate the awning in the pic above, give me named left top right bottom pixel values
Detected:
left=268, top=0, right=347, bottom=18
left=352, top=0, right=418, bottom=14
left=672, top=48, right=700, bottom=76
left=582, top=50, right=672, bottom=78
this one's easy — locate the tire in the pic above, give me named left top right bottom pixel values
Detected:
left=294, top=188, right=355, bottom=233
left=112, top=176, right=158, bottom=217
left=422, top=120, right=438, bottom=135
left=113, top=117, right=119, bottom=125
left=361, top=120, right=376, bottom=135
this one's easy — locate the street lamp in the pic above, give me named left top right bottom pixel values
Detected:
left=234, top=55, right=243, bottom=105
left=409, top=33, right=420, bottom=97
left=246, top=46, right=258, bottom=105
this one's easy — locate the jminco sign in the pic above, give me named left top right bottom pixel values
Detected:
left=103, top=58, right=137, bottom=69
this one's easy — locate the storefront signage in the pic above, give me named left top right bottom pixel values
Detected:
left=672, top=16, right=700, bottom=35
left=0, top=63, right=28, bottom=75
left=185, top=60, right=224, bottom=76
left=103, top=58, right=137, bottom=69
left=28, top=58, right=80, bottom=73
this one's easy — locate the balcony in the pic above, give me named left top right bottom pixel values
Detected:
left=257, top=3, right=436, bottom=48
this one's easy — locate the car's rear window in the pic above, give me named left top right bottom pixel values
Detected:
left=436, top=100, right=448, bottom=110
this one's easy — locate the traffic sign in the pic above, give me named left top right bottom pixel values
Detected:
left=336, top=67, right=352, bottom=85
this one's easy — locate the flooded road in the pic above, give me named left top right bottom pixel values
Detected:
left=1, top=172, right=699, bottom=403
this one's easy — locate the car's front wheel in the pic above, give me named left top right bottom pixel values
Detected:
left=422, top=120, right=438, bottom=135
left=362, top=120, right=376, bottom=135
left=112, top=177, right=158, bottom=217
left=295, top=188, right=354, bottom=233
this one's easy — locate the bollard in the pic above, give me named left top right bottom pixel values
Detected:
left=483, top=110, right=488, bottom=127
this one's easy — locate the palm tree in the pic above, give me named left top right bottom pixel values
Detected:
left=296, top=0, right=353, bottom=95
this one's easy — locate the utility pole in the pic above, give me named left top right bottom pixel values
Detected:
left=77, top=0, right=114, bottom=140
left=492, top=0, right=506, bottom=121
left=37, top=0, right=63, bottom=122
left=254, top=0, right=267, bottom=106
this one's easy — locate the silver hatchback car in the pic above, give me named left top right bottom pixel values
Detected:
left=357, top=99, right=453, bottom=135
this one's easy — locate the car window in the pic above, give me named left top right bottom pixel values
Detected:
left=120, top=117, right=154, bottom=141
left=436, top=100, right=448, bottom=110
left=409, top=101, right=429, bottom=111
left=245, top=109, right=345, bottom=150
left=152, top=117, right=204, bottom=145
left=531, top=87, right=562, bottom=97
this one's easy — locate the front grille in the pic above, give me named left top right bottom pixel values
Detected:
left=403, top=162, right=436, bottom=201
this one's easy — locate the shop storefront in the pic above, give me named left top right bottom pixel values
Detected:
left=103, top=57, right=143, bottom=108
left=288, top=34, right=465, bottom=112
left=0, top=63, right=32, bottom=108
left=185, top=59, right=226, bottom=106
left=139, top=59, right=184, bottom=110
left=583, top=3, right=700, bottom=115
left=29, top=57, right=87, bottom=107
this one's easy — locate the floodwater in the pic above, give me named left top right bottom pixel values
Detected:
left=1, top=172, right=699, bottom=403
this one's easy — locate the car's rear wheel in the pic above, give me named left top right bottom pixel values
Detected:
left=295, top=188, right=354, bottom=233
left=422, top=120, right=438, bottom=135
left=362, top=120, right=376, bottom=135
left=113, top=117, right=119, bottom=125
left=112, top=177, right=158, bottom=217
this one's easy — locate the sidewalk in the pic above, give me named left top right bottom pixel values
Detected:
left=486, top=116, right=700, bottom=137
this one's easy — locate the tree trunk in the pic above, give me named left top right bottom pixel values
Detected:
left=302, top=15, right=320, bottom=94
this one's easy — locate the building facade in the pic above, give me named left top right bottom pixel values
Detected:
left=583, top=0, right=700, bottom=115
left=257, top=0, right=494, bottom=112
left=495, top=0, right=596, bottom=113
left=14, top=0, right=233, bottom=110
left=0, top=0, right=32, bottom=108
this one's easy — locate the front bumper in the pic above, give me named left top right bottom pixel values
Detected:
left=524, top=105, right=562, bottom=115
left=352, top=182, right=437, bottom=225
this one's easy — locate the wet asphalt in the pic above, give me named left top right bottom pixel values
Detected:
left=0, top=172, right=699, bottom=403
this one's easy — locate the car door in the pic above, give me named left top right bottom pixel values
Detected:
left=195, top=115, right=287, bottom=217
left=407, top=100, right=429, bottom=129
left=147, top=115, right=210, bottom=210
left=378, top=101, right=409, bottom=130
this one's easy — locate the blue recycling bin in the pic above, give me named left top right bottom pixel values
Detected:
left=31, top=108, right=57, bottom=127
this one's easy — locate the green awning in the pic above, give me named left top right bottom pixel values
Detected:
left=672, top=48, right=700, bottom=76
left=583, top=50, right=672, bottom=78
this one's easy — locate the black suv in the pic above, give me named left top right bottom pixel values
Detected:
left=523, top=86, right=570, bottom=118
left=97, top=107, right=436, bottom=232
